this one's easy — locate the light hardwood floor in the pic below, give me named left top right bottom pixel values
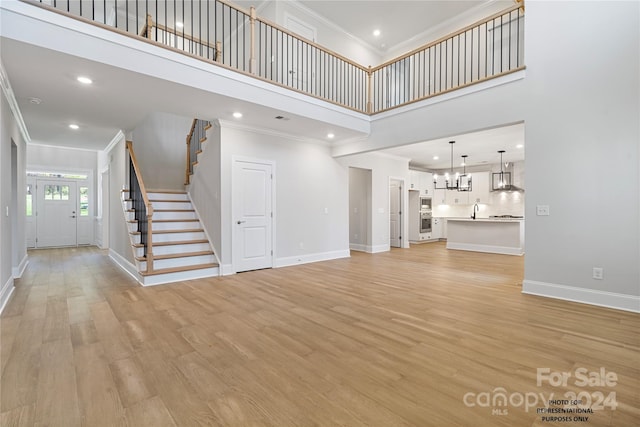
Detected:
left=1, top=244, right=638, bottom=427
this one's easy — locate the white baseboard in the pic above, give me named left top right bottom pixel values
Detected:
left=108, top=248, right=142, bottom=285
left=371, top=244, right=390, bottom=253
left=522, top=280, right=640, bottom=313
left=275, top=249, right=350, bottom=268
left=0, top=276, right=15, bottom=315
left=447, top=242, right=523, bottom=256
left=12, top=254, right=29, bottom=278
left=221, top=264, right=235, bottom=276
left=349, top=243, right=370, bottom=252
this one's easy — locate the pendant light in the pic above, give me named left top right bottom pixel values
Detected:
left=458, top=155, right=472, bottom=192
left=433, top=141, right=459, bottom=190
left=492, top=150, right=512, bottom=190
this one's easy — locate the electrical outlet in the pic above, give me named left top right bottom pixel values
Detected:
left=593, top=267, right=604, bottom=280
left=536, top=205, right=550, bottom=216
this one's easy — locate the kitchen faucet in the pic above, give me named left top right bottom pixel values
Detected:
left=472, top=203, right=479, bottom=219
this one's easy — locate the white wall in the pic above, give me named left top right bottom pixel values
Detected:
left=219, top=124, right=349, bottom=272
left=131, top=112, right=192, bottom=191
left=107, top=136, right=133, bottom=265
left=188, top=122, right=222, bottom=263
left=521, top=1, right=639, bottom=311
left=0, top=88, right=27, bottom=312
left=338, top=152, right=410, bottom=252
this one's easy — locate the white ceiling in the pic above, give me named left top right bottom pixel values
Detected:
left=380, top=123, right=525, bottom=170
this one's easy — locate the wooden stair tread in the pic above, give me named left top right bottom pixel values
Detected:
left=151, top=239, right=210, bottom=247
left=147, top=189, right=187, bottom=194
left=153, top=228, right=203, bottom=234
left=141, top=263, right=219, bottom=276
left=136, top=250, right=214, bottom=262
left=153, top=219, right=199, bottom=223
left=149, top=199, right=191, bottom=203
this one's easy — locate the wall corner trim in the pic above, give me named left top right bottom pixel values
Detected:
left=0, top=59, right=31, bottom=143
left=522, top=280, right=640, bottom=313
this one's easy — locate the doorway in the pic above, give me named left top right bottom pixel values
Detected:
left=232, top=158, right=274, bottom=273
left=36, top=180, right=77, bottom=247
left=389, top=178, right=404, bottom=248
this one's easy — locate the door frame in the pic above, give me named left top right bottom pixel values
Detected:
left=36, top=178, right=78, bottom=248
left=231, top=156, right=276, bottom=273
left=389, top=176, right=407, bottom=249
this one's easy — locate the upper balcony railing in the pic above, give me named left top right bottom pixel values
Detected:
left=23, top=0, right=524, bottom=115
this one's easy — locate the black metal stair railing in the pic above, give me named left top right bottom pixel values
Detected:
left=185, top=119, right=212, bottom=185
left=126, top=141, right=155, bottom=273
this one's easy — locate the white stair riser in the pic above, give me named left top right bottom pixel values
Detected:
left=152, top=231, right=205, bottom=243
left=148, top=192, right=189, bottom=201
left=152, top=221, right=201, bottom=231
left=151, top=201, right=193, bottom=210
left=152, top=242, right=211, bottom=256
left=139, top=254, right=216, bottom=271
left=142, top=267, right=219, bottom=286
left=153, top=211, right=198, bottom=221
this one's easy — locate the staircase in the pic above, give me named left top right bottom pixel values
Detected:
left=122, top=190, right=219, bottom=286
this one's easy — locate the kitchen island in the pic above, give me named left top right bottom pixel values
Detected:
left=446, top=218, right=524, bottom=256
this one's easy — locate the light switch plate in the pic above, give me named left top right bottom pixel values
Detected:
left=536, top=205, right=550, bottom=216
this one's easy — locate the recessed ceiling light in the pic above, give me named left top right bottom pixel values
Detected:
left=176, top=21, right=184, bottom=28
left=69, top=124, right=80, bottom=130
left=233, top=112, right=243, bottom=118
left=516, top=144, right=524, bottom=148
left=28, top=97, right=42, bottom=105
left=373, top=29, right=381, bottom=37
left=433, top=156, right=439, bottom=160
left=77, top=76, right=92, bottom=84
left=327, top=133, right=335, bottom=139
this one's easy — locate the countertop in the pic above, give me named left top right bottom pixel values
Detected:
left=446, top=217, right=524, bottom=223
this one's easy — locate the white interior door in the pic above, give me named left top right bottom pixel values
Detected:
left=36, top=180, right=77, bottom=247
left=233, top=159, right=273, bottom=273
left=390, top=179, right=402, bottom=248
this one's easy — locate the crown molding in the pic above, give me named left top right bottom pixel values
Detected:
left=0, top=59, right=31, bottom=143
left=103, top=130, right=125, bottom=153
left=218, top=119, right=331, bottom=147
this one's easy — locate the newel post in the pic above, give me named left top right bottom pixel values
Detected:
left=366, top=66, right=373, bottom=114
left=249, top=6, right=257, bottom=74
left=146, top=203, right=154, bottom=273
left=146, top=14, right=153, bottom=39
left=215, top=41, right=222, bottom=62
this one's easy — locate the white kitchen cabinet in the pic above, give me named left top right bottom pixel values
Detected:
left=468, top=172, right=490, bottom=204
left=432, top=217, right=443, bottom=239
left=409, top=171, right=433, bottom=195
left=408, top=170, right=419, bottom=191
left=419, top=172, right=433, bottom=196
